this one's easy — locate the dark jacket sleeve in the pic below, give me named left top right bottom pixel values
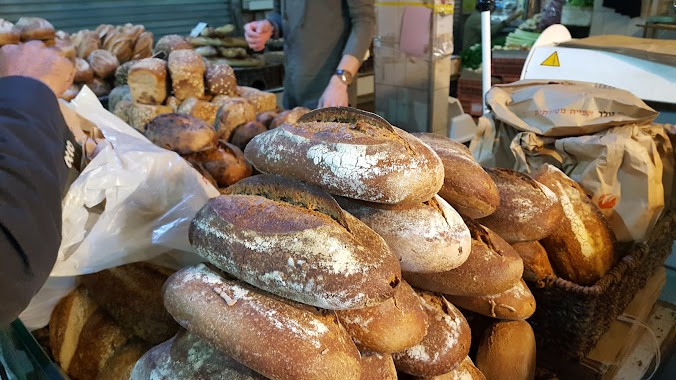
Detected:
left=342, top=0, right=376, bottom=64
left=0, top=76, right=73, bottom=327
left=267, top=0, right=284, bottom=38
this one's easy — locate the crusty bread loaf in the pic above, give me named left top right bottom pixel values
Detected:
left=54, top=37, right=77, bottom=59
left=96, top=338, right=150, bottom=380
left=168, top=49, right=206, bottom=100
left=165, top=96, right=181, bottom=112
left=401, top=356, right=486, bottom=380
left=185, top=141, right=253, bottom=187
left=475, top=320, right=536, bottom=380
left=404, top=218, right=523, bottom=296
left=60, top=84, right=82, bottom=102
left=393, top=293, right=471, bottom=377
left=0, top=19, right=20, bottom=46
left=177, top=96, right=220, bottom=124
left=81, top=262, right=179, bottom=345
left=153, top=34, right=193, bottom=57
left=163, top=264, right=363, bottom=380
left=270, top=106, right=311, bottom=128
left=245, top=107, right=445, bottom=206
left=102, top=31, right=133, bottom=63
left=74, top=30, right=100, bottom=59
left=131, top=31, right=153, bottom=60
left=95, top=24, right=114, bottom=40
left=15, top=17, right=55, bottom=41
left=533, top=164, right=617, bottom=285
left=413, top=133, right=500, bottom=219
left=84, top=76, right=112, bottom=97
left=477, top=168, right=563, bottom=243
left=360, top=352, right=397, bottom=380
left=445, top=279, right=536, bottom=320
left=230, top=121, right=268, bottom=150
left=214, top=97, right=257, bottom=141
left=337, top=195, right=471, bottom=273
left=49, top=286, right=100, bottom=373
left=144, top=113, right=217, bottom=154
left=511, top=241, right=556, bottom=282
left=113, top=99, right=132, bottom=124
left=256, top=111, right=279, bottom=128
left=192, top=174, right=402, bottom=309
left=87, top=49, right=120, bottom=79
left=74, top=57, right=94, bottom=82
left=128, top=103, right=173, bottom=132
left=205, top=63, right=237, bottom=96
left=107, top=85, right=131, bottom=113
left=238, top=86, right=277, bottom=113
left=128, top=58, right=168, bottom=105
left=114, top=59, right=137, bottom=86
left=130, top=330, right=267, bottom=380
left=336, top=280, right=428, bottom=353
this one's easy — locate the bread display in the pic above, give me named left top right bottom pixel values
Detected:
left=413, top=132, right=500, bottom=219
left=177, top=96, right=221, bottom=124
left=87, top=49, right=120, bottom=79
left=270, top=106, right=311, bottom=128
left=205, top=63, right=238, bottom=96
left=0, top=19, right=20, bottom=46
left=15, top=17, right=55, bottom=41
left=360, top=351, right=398, bottom=380
left=230, top=121, right=268, bottom=150
left=131, top=31, right=153, bottom=60
left=153, top=34, right=193, bottom=57
left=128, top=103, right=173, bottom=132
left=214, top=97, right=257, bottom=140
left=102, top=31, right=134, bottom=63
left=405, top=218, right=523, bottom=296
left=257, top=110, right=279, bottom=128
left=185, top=141, right=252, bottom=187
left=127, top=58, right=168, bottom=105
left=337, top=195, right=471, bottom=273
left=475, top=320, right=536, bottom=380
left=336, top=280, right=428, bottom=353
left=533, top=164, right=617, bottom=285
left=192, top=174, right=402, bottom=309
left=445, top=279, right=536, bottom=320
left=392, top=292, right=471, bottom=377
left=511, top=241, right=556, bottom=281
left=54, top=37, right=77, bottom=59
left=237, top=86, right=277, bottom=113
left=168, top=49, right=206, bottom=100
left=245, top=107, right=444, bottom=205
left=144, top=113, right=217, bottom=154
left=163, top=264, right=363, bottom=380
left=477, top=168, right=563, bottom=243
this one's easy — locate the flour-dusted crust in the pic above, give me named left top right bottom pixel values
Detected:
left=445, top=279, right=536, bottom=320
left=162, top=264, right=362, bottom=380
left=360, top=352, right=398, bottom=380
left=475, top=321, right=536, bottom=380
left=190, top=174, right=402, bottom=309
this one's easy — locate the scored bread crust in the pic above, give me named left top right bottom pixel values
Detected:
left=190, top=174, right=402, bottom=309
left=162, top=264, right=362, bottom=380
left=444, top=279, right=536, bottom=320
left=511, top=241, right=556, bottom=282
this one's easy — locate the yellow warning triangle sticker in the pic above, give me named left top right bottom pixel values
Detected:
left=541, top=51, right=560, bottom=67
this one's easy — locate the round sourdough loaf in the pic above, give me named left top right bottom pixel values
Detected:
left=413, top=133, right=499, bottom=219
left=404, top=218, right=523, bottom=296
left=511, top=241, right=556, bottom=282
left=477, top=168, right=563, bottom=243
left=163, top=264, right=362, bottom=380
left=244, top=107, right=444, bottom=206
left=190, top=174, right=401, bottom=309
left=392, top=292, right=471, bottom=377
left=444, top=279, right=536, bottom=320
left=533, top=164, right=617, bottom=285
left=360, top=352, right=397, bottom=380
left=336, top=280, right=428, bottom=353
left=475, top=320, right=536, bottom=380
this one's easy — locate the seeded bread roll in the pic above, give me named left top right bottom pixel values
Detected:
left=130, top=330, right=267, bottom=380
left=237, top=86, right=277, bottom=113
left=214, top=97, right=257, bottom=141
left=132, top=31, right=153, bottom=60
left=128, top=103, right=173, bottom=132
left=475, top=320, right=536, bottom=380
left=511, top=241, right=556, bottom=281
left=413, top=133, right=500, bottom=219
left=87, top=49, right=120, bottom=79
left=165, top=96, right=181, bottom=112
left=404, top=218, right=523, bottom=296
left=114, top=59, right=137, bottom=86
left=360, top=352, right=398, bottom=380
left=145, top=113, right=217, bottom=154
left=15, top=17, right=55, bottom=41
left=153, top=34, right=193, bottom=57
left=192, top=174, right=402, bottom=309
left=163, top=264, right=363, bottom=380
left=256, top=111, right=279, bottom=128
left=113, top=100, right=133, bottom=124
left=127, top=58, right=168, bottom=105
left=270, top=106, right=311, bottom=128
left=107, top=85, right=131, bottom=112
left=533, top=164, right=617, bottom=285
left=336, top=280, right=428, bottom=353
left=477, top=168, right=563, bottom=243
left=230, top=121, right=268, bottom=150
left=393, top=293, right=471, bottom=377
left=0, top=19, right=20, bottom=46
left=337, top=195, right=470, bottom=273
left=177, top=96, right=220, bottom=124
left=445, top=279, right=536, bottom=320
left=245, top=107, right=445, bottom=206
left=96, top=339, right=150, bottom=380
left=168, top=49, right=206, bottom=100
left=205, top=63, right=237, bottom=96
left=185, top=141, right=253, bottom=187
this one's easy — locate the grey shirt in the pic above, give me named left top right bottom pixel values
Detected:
left=268, top=0, right=375, bottom=109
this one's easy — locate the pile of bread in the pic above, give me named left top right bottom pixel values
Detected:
left=189, top=24, right=264, bottom=68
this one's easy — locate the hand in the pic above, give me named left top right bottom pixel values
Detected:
left=244, top=20, right=274, bottom=52
left=318, top=76, right=349, bottom=108
left=0, top=40, right=75, bottom=96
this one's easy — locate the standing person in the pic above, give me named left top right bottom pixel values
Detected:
left=244, top=0, right=375, bottom=109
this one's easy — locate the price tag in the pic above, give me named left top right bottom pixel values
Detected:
left=190, top=22, right=209, bottom=37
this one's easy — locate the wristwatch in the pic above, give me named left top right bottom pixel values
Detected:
left=335, top=69, right=353, bottom=85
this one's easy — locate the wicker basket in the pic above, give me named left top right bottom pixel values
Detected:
left=527, top=210, right=675, bottom=360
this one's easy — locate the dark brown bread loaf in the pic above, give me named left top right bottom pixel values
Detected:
left=191, top=174, right=401, bottom=309
left=360, top=351, right=397, bottom=380
left=163, top=264, right=362, bottom=380
left=244, top=107, right=444, bottom=206
left=404, top=218, right=523, bottom=296
left=96, top=338, right=150, bottom=380
left=444, top=279, right=536, bottom=320
left=477, top=168, right=563, bottom=243
left=337, top=195, right=471, bottom=273
left=401, top=356, right=486, bottom=380
left=533, top=164, right=617, bottom=285
left=185, top=141, right=252, bottom=187
left=413, top=133, right=499, bottom=219
left=130, top=330, right=267, bottom=380
left=511, top=241, right=556, bottom=281
left=214, top=97, right=257, bottom=141
left=81, top=262, right=179, bottom=345
left=475, top=320, right=536, bottom=380
left=145, top=113, right=217, bottom=154
left=270, top=106, right=311, bottom=128
left=336, top=280, right=428, bottom=353
left=231, top=121, right=268, bottom=150
left=392, top=293, right=471, bottom=377
left=256, top=111, right=279, bottom=128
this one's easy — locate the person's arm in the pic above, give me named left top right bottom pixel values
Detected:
left=267, top=0, right=284, bottom=39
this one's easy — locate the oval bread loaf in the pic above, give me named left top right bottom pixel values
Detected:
left=475, top=320, right=536, bottom=380
left=163, top=264, right=362, bottom=380
left=145, top=113, right=217, bottom=154
left=477, top=168, right=563, bottom=243
left=244, top=107, right=444, bottom=206
left=360, top=352, right=398, bottom=380
left=185, top=141, right=252, bottom=188
left=413, top=133, right=499, bottom=219
left=190, top=174, right=401, bottom=309
left=533, top=164, right=617, bottom=285
left=444, top=279, right=536, bottom=320
left=337, top=195, right=471, bottom=273
left=511, top=241, right=556, bottom=282
left=231, top=121, right=268, bottom=150
left=400, top=356, right=486, bottom=380
left=336, top=280, right=428, bottom=353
